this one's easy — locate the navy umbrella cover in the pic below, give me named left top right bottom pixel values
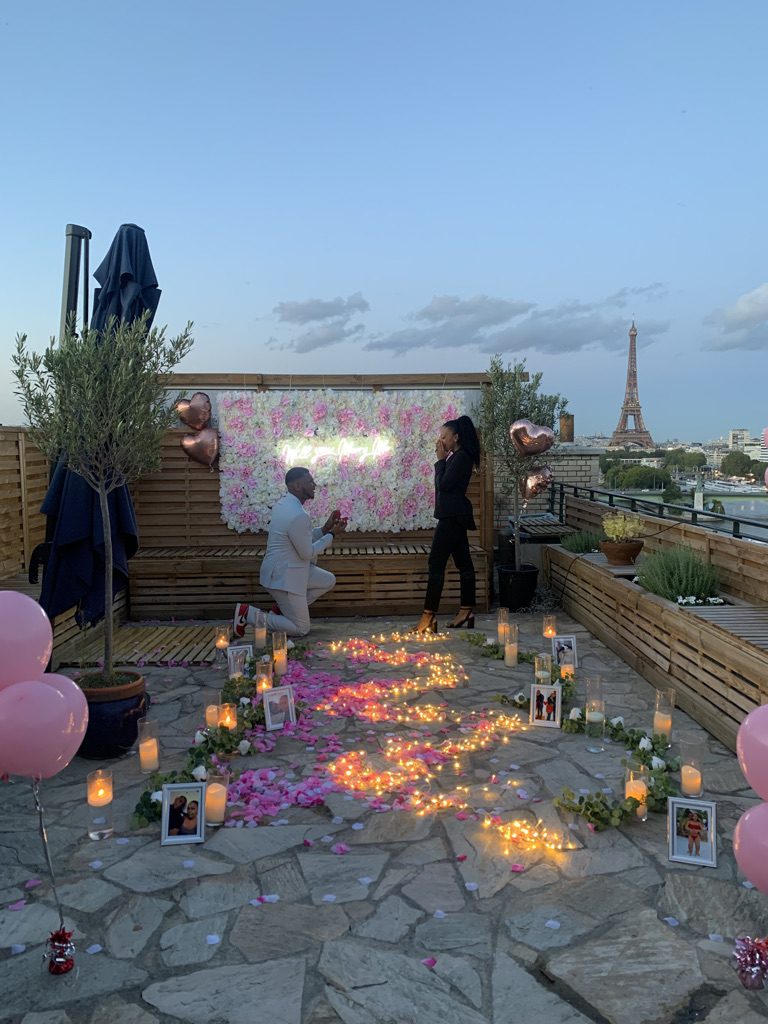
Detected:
left=91, top=223, right=161, bottom=332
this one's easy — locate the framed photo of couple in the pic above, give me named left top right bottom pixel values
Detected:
left=263, top=685, right=297, bottom=731
left=529, top=682, right=562, bottom=728
left=160, top=782, right=206, bottom=846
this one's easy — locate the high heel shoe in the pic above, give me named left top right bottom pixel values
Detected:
left=446, top=610, right=475, bottom=629
left=411, top=613, right=438, bottom=634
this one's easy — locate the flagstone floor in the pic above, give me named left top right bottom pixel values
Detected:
left=1, top=611, right=767, bottom=1024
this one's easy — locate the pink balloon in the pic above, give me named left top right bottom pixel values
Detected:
left=763, top=426, right=768, bottom=450
left=764, top=466, right=768, bottom=491
left=39, top=673, right=88, bottom=760
left=736, top=705, right=768, bottom=800
left=0, top=592, right=53, bottom=691
left=0, top=680, right=84, bottom=779
left=734, top=803, right=768, bottom=893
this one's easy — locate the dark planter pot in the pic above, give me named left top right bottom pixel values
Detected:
left=599, top=540, right=644, bottom=566
left=497, top=563, right=539, bottom=611
left=77, top=672, right=148, bottom=760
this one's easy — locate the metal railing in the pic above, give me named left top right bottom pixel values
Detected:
left=548, top=482, right=768, bottom=542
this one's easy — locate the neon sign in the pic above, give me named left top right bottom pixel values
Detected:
left=278, top=435, right=393, bottom=467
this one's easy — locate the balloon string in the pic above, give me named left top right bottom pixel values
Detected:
left=31, top=781, right=65, bottom=930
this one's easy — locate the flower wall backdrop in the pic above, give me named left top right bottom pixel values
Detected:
left=218, top=389, right=464, bottom=533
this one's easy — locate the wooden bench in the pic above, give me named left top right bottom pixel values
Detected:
left=129, top=428, right=493, bottom=621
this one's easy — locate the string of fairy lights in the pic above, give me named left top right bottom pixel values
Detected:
left=321, top=633, right=569, bottom=853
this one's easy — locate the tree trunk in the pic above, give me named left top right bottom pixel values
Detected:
left=98, top=484, right=114, bottom=681
left=512, top=486, right=522, bottom=571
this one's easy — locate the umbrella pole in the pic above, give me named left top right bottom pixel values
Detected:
left=59, top=223, right=91, bottom=340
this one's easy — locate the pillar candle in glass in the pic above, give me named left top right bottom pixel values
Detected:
left=204, top=772, right=230, bottom=828
left=542, top=615, right=557, bottom=639
left=624, top=762, right=649, bottom=821
left=272, top=631, right=288, bottom=676
left=679, top=737, right=704, bottom=798
left=653, top=687, right=675, bottom=745
left=86, top=769, right=114, bottom=840
left=504, top=623, right=519, bottom=667
left=214, top=625, right=230, bottom=666
left=137, top=718, right=160, bottom=773
left=559, top=649, right=575, bottom=680
left=204, top=690, right=221, bottom=729
left=255, top=657, right=273, bottom=694
left=218, top=703, right=237, bottom=730
left=228, top=647, right=248, bottom=680
left=253, top=608, right=267, bottom=649
left=534, top=652, right=552, bottom=684
left=497, top=607, right=509, bottom=645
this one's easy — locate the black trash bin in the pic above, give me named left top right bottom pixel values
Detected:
left=497, top=563, right=539, bottom=611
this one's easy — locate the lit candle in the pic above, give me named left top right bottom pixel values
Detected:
left=560, top=663, right=575, bottom=679
left=497, top=622, right=509, bottom=645
left=87, top=774, right=113, bottom=807
left=625, top=778, right=648, bottom=817
left=204, top=782, right=227, bottom=826
left=273, top=651, right=288, bottom=676
left=272, top=631, right=288, bottom=677
left=86, top=769, right=114, bottom=841
left=254, top=625, right=267, bottom=649
left=653, top=711, right=672, bottom=738
left=542, top=615, right=557, bottom=639
left=586, top=709, right=605, bottom=724
left=205, top=704, right=219, bottom=728
left=681, top=764, right=703, bottom=797
left=138, top=737, right=159, bottom=772
left=504, top=641, right=518, bottom=667
left=218, top=703, right=237, bottom=730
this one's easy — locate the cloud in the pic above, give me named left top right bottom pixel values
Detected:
left=365, top=288, right=668, bottom=355
left=705, top=282, right=768, bottom=349
left=273, top=292, right=369, bottom=325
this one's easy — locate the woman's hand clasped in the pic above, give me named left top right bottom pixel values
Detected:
left=435, top=438, right=448, bottom=460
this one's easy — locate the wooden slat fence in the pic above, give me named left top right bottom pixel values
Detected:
left=0, top=428, right=47, bottom=578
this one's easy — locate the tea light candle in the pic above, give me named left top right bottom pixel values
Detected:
left=87, top=772, right=113, bottom=807
left=139, top=736, right=159, bottom=772
left=205, top=782, right=228, bottom=826
left=681, top=764, right=703, bottom=797
left=653, top=711, right=672, bottom=738
left=218, top=703, right=237, bottom=730
left=586, top=709, right=605, bottom=725
left=215, top=635, right=229, bottom=651
left=625, top=778, right=648, bottom=817
left=205, top=703, right=220, bottom=728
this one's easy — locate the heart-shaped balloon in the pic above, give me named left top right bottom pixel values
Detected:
left=176, top=392, right=212, bottom=431
left=509, top=419, right=555, bottom=457
left=181, top=428, right=219, bottom=469
left=520, top=466, right=554, bottom=500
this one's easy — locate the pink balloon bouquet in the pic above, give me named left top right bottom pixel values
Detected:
left=736, top=704, right=768, bottom=801
left=734, top=803, right=768, bottom=894
left=0, top=679, right=86, bottom=780
left=0, top=591, right=53, bottom=690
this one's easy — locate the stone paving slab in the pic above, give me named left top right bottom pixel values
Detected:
left=1, top=611, right=766, bottom=1024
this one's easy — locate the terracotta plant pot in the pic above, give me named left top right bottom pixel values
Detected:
left=599, top=540, right=644, bottom=566
left=77, top=671, right=148, bottom=760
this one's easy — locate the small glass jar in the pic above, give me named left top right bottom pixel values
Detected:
left=653, top=687, right=675, bottom=746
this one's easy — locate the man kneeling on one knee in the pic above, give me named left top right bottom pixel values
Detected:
left=234, top=466, right=347, bottom=638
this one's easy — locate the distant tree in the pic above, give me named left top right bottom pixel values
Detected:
left=662, top=483, right=683, bottom=503
left=663, top=449, right=706, bottom=470
left=720, top=451, right=752, bottom=477
left=750, top=460, right=768, bottom=483
left=706, top=498, right=726, bottom=515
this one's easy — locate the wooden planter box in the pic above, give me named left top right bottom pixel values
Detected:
left=543, top=545, right=768, bottom=750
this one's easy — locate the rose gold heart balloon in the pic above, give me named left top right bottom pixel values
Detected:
left=181, top=428, right=219, bottom=469
left=509, top=419, right=555, bottom=457
left=176, top=392, right=212, bottom=431
left=520, top=466, right=554, bottom=500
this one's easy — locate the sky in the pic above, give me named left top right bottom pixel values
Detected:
left=1, top=0, right=767, bottom=441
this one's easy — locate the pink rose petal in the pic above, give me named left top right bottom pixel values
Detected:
left=24, top=879, right=42, bottom=890
left=510, top=864, right=526, bottom=873
left=8, top=900, right=25, bottom=911
left=420, top=957, right=437, bottom=969
left=455, top=854, right=467, bottom=862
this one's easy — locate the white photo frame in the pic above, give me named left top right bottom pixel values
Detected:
left=551, top=635, right=578, bottom=668
left=161, top=782, right=206, bottom=845
left=227, top=644, right=254, bottom=678
left=529, top=682, right=562, bottom=728
left=263, top=684, right=297, bottom=731
left=668, top=797, right=717, bottom=867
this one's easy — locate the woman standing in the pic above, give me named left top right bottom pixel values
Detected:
left=413, top=415, right=481, bottom=633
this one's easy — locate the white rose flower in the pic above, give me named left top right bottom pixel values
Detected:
left=194, top=730, right=206, bottom=746
left=610, top=716, right=624, bottom=727
left=638, top=736, right=652, bottom=751
left=239, top=697, right=251, bottom=706
left=238, top=739, right=251, bottom=756
left=569, top=707, right=583, bottom=721
left=150, top=791, right=163, bottom=803
left=514, top=691, right=527, bottom=704
left=651, top=756, right=666, bottom=771
left=192, top=765, right=208, bottom=781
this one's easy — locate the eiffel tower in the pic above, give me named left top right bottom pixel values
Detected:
left=609, top=322, right=655, bottom=449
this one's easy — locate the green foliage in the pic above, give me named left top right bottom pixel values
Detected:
left=720, top=450, right=752, bottom=477
left=706, top=498, right=725, bottom=515
left=560, top=530, right=603, bottom=553
left=555, top=788, right=639, bottom=830
left=131, top=767, right=196, bottom=828
left=750, top=460, right=768, bottom=482
left=662, top=483, right=684, bottom=504
left=477, top=356, right=567, bottom=570
left=602, top=511, right=643, bottom=541
left=663, top=449, right=707, bottom=470
left=636, top=547, right=719, bottom=603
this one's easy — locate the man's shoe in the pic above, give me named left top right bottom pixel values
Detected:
left=233, top=603, right=249, bottom=639
left=270, top=603, right=282, bottom=615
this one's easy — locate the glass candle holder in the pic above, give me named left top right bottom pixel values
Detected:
left=504, top=623, right=519, bottom=667
left=272, top=631, right=288, bottom=676
left=204, top=689, right=221, bottom=729
left=253, top=608, right=267, bottom=649
left=653, top=687, right=675, bottom=745
left=214, top=625, right=230, bottom=666
left=86, top=769, right=114, bottom=840
left=497, top=607, right=509, bottom=645
left=204, top=772, right=230, bottom=828
left=624, top=762, right=649, bottom=822
left=542, top=614, right=557, bottom=639
left=218, top=703, right=237, bottom=730
left=534, top=653, right=552, bottom=684
left=679, top=736, right=705, bottom=798
left=137, top=718, right=160, bottom=773
left=559, top=649, right=576, bottom=680
left=255, top=657, right=273, bottom=694
left=585, top=698, right=606, bottom=752
left=228, top=647, right=248, bottom=680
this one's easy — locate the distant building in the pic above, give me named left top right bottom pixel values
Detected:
left=743, top=438, right=768, bottom=461
left=729, top=428, right=751, bottom=449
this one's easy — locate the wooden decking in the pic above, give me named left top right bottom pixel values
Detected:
left=684, top=605, right=768, bottom=652
left=56, top=622, right=224, bottom=668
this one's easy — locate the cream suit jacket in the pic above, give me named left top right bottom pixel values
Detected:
left=259, top=494, right=333, bottom=596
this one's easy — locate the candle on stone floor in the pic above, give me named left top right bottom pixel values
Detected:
left=86, top=769, right=114, bottom=840
left=624, top=763, right=649, bottom=821
left=679, top=737, right=704, bottom=798
left=138, top=719, right=160, bottom=773
left=504, top=624, right=519, bottom=666
left=218, top=703, right=237, bottom=730
left=272, top=631, right=288, bottom=676
left=254, top=609, right=267, bottom=649
left=653, top=687, right=675, bottom=743
left=205, top=703, right=220, bottom=728
left=542, top=615, right=557, bottom=639
left=497, top=608, right=509, bottom=645
left=205, top=776, right=229, bottom=827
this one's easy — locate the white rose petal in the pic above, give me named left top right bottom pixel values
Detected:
left=192, top=765, right=208, bottom=781
left=610, top=716, right=624, bottom=727
left=150, top=791, right=163, bottom=803
left=651, top=756, right=666, bottom=771
left=638, top=736, right=652, bottom=751
left=194, top=730, right=206, bottom=745
left=569, top=707, right=582, bottom=721
left=239, top=697, right=251, bottom=706
left=238, top=739, right=251, bottom=756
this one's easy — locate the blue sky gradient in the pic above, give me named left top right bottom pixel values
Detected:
left=1, top=1, right=767, bottom=440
